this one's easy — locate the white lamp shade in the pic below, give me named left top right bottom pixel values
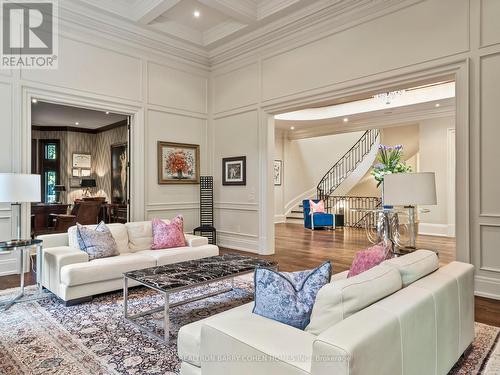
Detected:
left=383, top=172, right=437, bottom=206
left=0, top=173, right=41, bottom=203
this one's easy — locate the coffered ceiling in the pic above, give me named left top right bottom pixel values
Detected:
left=75, top=0, right=335, bottom=48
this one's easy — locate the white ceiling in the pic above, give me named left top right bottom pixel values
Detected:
left=75, top=0, right=320, bottom=48
left=275, top=81, right=456, bottom=139
left=275, top=98, right=456, bottom=139
left=32, top=101, right=127, bottom=130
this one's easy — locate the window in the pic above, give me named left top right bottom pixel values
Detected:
left=45, top=170, right=57, bottom=203
left=35, top=140, right=60, bottom=203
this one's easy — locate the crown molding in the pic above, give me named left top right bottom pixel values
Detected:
left=60, top=0, right=210, bottom=67
left=58, top=0, right=419, bottom=69
left=209, top=0, right=417, bottom=66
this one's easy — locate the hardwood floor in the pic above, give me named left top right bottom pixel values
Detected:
left=1, top=224, right=498, bottom=327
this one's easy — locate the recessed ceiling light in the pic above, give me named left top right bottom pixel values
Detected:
left=435, top=103, right=441, bottom=107
left=193, top=10, right=200, bottom=18
left=290, top=126, right=295, bottom=130
left=31, top=98, right=38, bottom=103
left=75, top=122, right=79, bottom=125
left=105, top=111, right=110, bottom=114
left=343, top=118, right=349, bottom=122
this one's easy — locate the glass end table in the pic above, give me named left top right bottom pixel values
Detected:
left=0, top=239, right=50, bottom=310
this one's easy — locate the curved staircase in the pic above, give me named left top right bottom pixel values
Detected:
left=286, top=128, right=380, bottom=224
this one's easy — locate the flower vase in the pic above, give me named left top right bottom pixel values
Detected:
left=381, top=180, right=393, bottom=210
left=177, top=170, right=183, bottom=179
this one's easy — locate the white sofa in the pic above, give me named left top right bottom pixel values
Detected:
left=177, top=250, right=474, bottom=375
left=38, top=221, right=219, bottom=304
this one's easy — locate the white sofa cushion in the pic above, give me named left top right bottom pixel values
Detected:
left=305, top=264, right=402, bottom=335
left=125, top=220, right=170, bottom=252
left=68, top=223, right=130, bottom=254
left=60, top=253, right=156, bottom=286
left=383, top=249, right=439, bottom=287
left=137, top=245, right=218, bottom=266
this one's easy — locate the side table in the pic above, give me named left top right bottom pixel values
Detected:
left=0, top=239, right=48, bottom=310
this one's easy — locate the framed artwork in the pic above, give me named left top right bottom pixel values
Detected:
left=69, top=177, right=81, bottom=188
left=72, top=168, right=80, bottom=177
left=72, top=153, right=91, bottom=169
left=274, top=160, right=282, bottom=186
left=157, top=141, right=200, bottom=184
left=80, top=169, right=91, bottom=177
left=111, top=143, right=128, bottom=204
left=222, top=156, right=246, bottom=186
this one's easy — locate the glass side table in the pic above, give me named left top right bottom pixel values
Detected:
left=0, top=239, right=48, bottom=310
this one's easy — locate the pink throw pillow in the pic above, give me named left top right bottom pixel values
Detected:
left=309, top=200, right=326, bottom=214
left=347, top=243, right=392, bottom=278
left=151, top=216, right=187, bottom=250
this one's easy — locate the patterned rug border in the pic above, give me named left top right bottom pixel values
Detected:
left=479, top=329, right=500, bottom=373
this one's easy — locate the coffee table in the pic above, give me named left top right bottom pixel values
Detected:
left=123, top=253, right=277, bottom=342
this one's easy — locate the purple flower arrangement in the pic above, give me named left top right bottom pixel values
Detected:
left=371, top=144, right=412, bottom=187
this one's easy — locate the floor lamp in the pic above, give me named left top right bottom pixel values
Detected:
left=383, top=172, right=437, bottom=250
left=0, top=173, right=41, bottom=241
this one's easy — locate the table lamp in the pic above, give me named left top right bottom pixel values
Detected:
left=54, top=184, right=66, bottom=203
left=80, top=178, right=96, bottom=197
left=383, top=172, right=437, bottom=250
left=0, top=173, right=41, bottom=241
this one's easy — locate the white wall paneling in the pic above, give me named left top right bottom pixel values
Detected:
left=260, top=0, right=469, bottom=101
left=480, top=0, right=500, bottom=48
left=21, top=36, right=143, bottom=102
left=479, top=53, right=500, bottom=216
left=148, top=62, right=208, bottom=114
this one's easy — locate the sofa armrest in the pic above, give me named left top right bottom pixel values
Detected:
left=37, top=232, right=69, bottom=248
left=200, top=312, right=315, bottom=375
left=185, top=234, right=209, bottom=247
left=42, top=246, right=88, bottom=294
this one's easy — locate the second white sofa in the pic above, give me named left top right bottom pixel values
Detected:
left=38, top=220, right=219, bottom=304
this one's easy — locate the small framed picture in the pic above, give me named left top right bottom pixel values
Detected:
left=80, top=169, right=91, bottom=177
left=70, top=178, right=81, bottom=188
left=72, top=168, right=80, bottom=177
left=274, top=160, right=282, bottom=186
left=72, top=153, right=91, bottom=169
left=222, top=156, right=246, bottom=186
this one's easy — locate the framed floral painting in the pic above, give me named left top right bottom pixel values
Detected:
left=157, top=141, right=200, bottom=184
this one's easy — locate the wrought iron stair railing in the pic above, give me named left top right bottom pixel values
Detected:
left=326, top=196, right=382, bottom=228
left=317, top=128, right=380, bottom=210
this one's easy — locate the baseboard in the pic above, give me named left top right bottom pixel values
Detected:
left=418, top=223, right=454, bottom=237
left=217, top=232, right=259, bottom=254
left=274, top=215, right=286, bottom=224
left=475, top=275, right=500, bottom=300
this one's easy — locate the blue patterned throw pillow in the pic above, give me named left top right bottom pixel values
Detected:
left=76, top=221, right=119, bottom=261
left=253, top=262, right=332, bottom=330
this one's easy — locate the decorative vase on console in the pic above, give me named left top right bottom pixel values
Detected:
left=371, top=144, right=412, bottom=209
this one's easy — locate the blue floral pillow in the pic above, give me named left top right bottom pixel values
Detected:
left=253, top=262, right=332, bottom=330
left=76, top=221, right=119, bottom=261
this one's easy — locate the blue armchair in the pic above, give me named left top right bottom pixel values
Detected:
left=303, top=200, right=335, bottom=230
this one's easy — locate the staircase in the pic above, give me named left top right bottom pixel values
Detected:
left=285, top=128, right=380, bottom=224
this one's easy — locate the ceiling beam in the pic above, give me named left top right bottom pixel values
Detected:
left=134, top=0, right=181, bottom=25
left=198, top=0, right=257, bottom=24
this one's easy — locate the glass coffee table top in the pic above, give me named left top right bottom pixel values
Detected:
left=124, top=253, right=277, bottom=292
